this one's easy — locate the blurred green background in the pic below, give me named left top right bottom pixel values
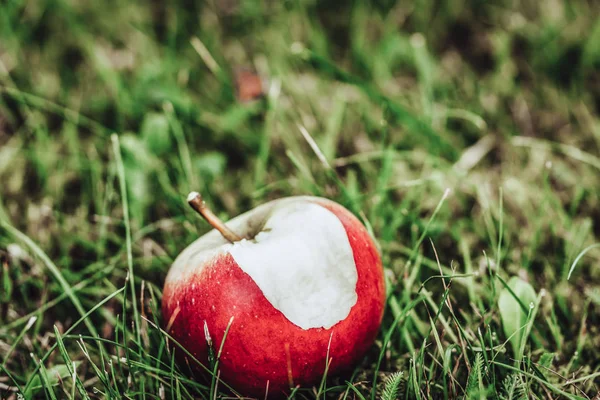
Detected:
left=1, top=0, right=599, bottom=398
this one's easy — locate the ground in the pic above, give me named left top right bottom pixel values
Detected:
left=1, top=0, right=600, bottom=399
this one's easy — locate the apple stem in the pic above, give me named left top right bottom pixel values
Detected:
left=187, top=192, right=242, bottom=243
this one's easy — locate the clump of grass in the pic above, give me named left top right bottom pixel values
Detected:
left=1, top=0, right=600, bottom=399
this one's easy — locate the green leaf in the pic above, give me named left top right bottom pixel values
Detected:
left=196, top=152, right=227, bottom=180
left=381, top=371, right=404, bottom=400
left=26, top=363, right=78, bottom=398
left=500, top=374, right=527, bottom=400
left=141, top=112, right=172, bottom=155
left=120, top=133, right=154, bottom=167
left=538, top=352, right=555, bottom=370
left=118, top=133, right=155, bottom=224
left=498, top=277, right=536, bottom=357
left=466, top=353, right=485, bottom=399
left=125, top=167, right=150, bottom=204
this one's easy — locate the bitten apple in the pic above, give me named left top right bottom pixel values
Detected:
left=162, top=194, right=385, bottom=397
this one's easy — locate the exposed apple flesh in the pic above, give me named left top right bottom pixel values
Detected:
left=162, top=196, right=385, bottom=397
left=230, top=201, right=358, bottom=329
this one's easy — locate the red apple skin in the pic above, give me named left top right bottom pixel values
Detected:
left=162, top=198, right=385, bottom=398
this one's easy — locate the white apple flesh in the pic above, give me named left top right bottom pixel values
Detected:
left=162, top=196, right=385, bottom=397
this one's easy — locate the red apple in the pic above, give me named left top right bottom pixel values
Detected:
left=162, top=194, right=385, bottom=398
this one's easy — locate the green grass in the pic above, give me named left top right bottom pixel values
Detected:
left=1, top=0, right=600, bottom=398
